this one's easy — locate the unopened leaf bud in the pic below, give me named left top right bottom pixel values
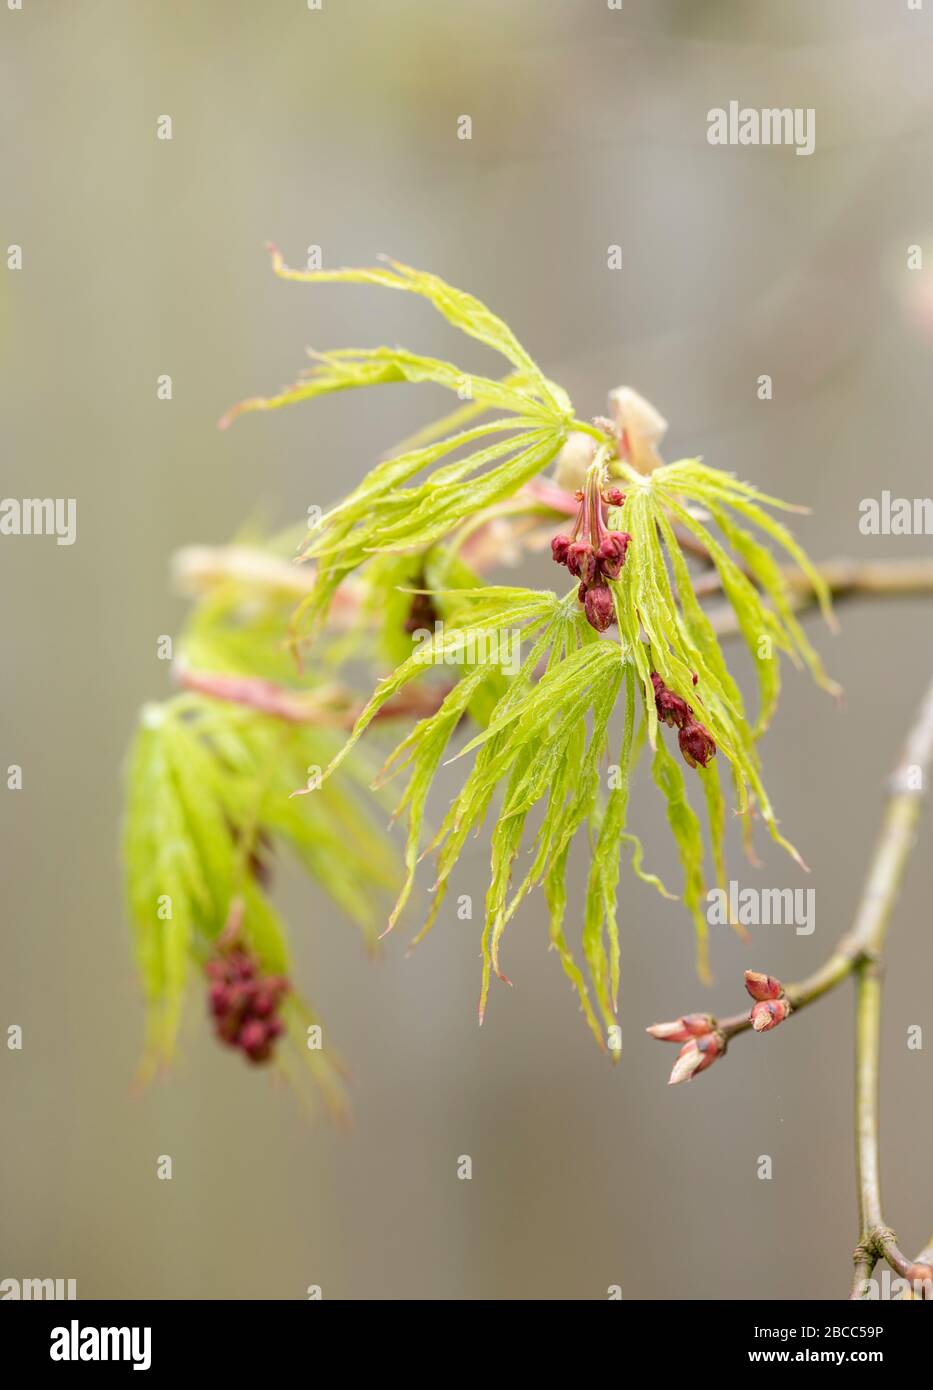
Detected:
left=751, top=998, right=792, bottom=1032
left=668, top=1031, right=725, bottom=1085
left=646, top=1012, right=715, bottom=1042
left=744, top=970, right=784, bottom=1002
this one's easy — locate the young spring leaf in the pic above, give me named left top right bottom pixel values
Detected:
left=207, top=260, right=839, bottom=1053
left=221, top=252, right=579, bottom=642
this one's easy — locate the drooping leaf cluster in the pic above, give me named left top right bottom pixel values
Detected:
left=123, top=542, right=398, bottom=1108
left=201, top=255, right=839, bottom=1051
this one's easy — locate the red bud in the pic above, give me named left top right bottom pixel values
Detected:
left=745, top=970, right=784, bottom=1002
left=239, top=1018, right=273, bottom=1062
left=650, top=672, right=691, bottom=729
left=550, top=534, right=572, bottom=567
left=584, top=583, right=615, bottom=632
left=668, top=1031, right=725, bottom=1085
left=596, top=530, right=631, bottom=579
left=678, top=719, right=717, bottom=769
left=647, top=1012, right=715, bottom=1042
left=566, top=540, right=594, bottom=581
left=751, top=998, right=792, bottom=1032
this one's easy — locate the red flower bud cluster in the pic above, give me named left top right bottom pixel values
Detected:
left=745, top=970, right=791, bottom=1031
left=651, top=671, right=691, bottom=729
left=550, top=472, right=631, bottom=632
left=646, top=1013, right=726, bottom=1084
left=650, top=672, right=717, bottom=770
left=205, top=946, right=289, bottom=1064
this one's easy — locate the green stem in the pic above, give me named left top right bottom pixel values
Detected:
left=848, top=730, right=933, bottom=1298
left=570, top=418, right=612, bottom=444
left=853, top=962, right=885, bottom=1241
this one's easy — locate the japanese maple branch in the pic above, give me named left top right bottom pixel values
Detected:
left=174, top=541, right=933, bottom=625
left=846, top=672, right=933, bottom=1298
left=710, top=693, right=933, bottom=1036
left=652, top=671, right=933, bottom=1296
left=174, top=663, right=451, bottom=728
left=171, top=543, right=933, bottom=731
left=703, top=556, right=933, bottom=635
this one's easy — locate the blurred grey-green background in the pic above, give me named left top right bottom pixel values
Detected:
left=2, top=0, right=932, bottom=1299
